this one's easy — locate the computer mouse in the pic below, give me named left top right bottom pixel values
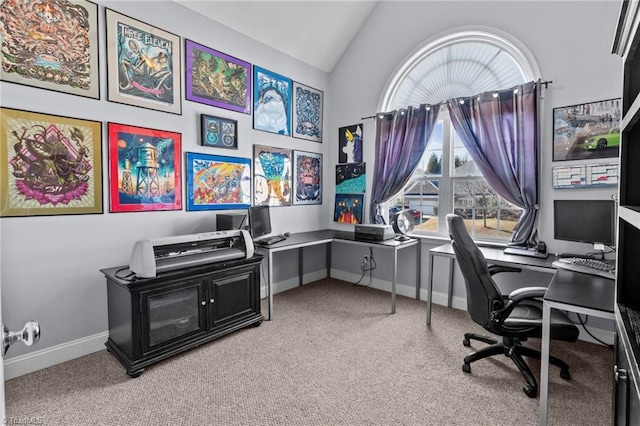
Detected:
left=284, top=232, right=290, bottom=238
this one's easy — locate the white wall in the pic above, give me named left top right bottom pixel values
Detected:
left=0, top=0, right=330, bottom=360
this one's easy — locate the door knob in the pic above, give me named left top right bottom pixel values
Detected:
left=3, top=321, right=40, bottom=356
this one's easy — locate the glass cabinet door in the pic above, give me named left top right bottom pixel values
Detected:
left=141, top=279, right=206, bottom=353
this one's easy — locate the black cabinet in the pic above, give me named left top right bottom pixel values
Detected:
left=612, top=1, right=640, bottom=423
left=101, top=255, right=263, bottom=377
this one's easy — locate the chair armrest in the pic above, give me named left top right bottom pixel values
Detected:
left=491, top=286, right=548, bottom=323
left=488, top=265, right=522, bottom=276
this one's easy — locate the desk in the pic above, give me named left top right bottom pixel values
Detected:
left=539, top=268, right=614, bottom=425
left=255, top=230, right=420, bottom=320
left=426, top=243, right=557, bottom=325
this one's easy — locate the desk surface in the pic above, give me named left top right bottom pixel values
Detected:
left=430, top=243, right=558, bottom=270
left=256, top=229, right=418, bottom=249
left=545, top=268, right=614, bottom=313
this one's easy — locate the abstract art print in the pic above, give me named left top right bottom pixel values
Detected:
left=253, top=144, right=292, bottom=207
left=185, top=39, right=251, bottom=114
left=105, top=9, right=182, bottom=114
left=200, top=114, right=238, bottom=149
left=552, top=98, right=621, bottom=161
left=0, top=108, right=103, bottom=217
left=0, top=0, right=100, bottom=99
left=185, top=152, right=251, bottom=211
left=334, top=193, right=364, bottom=224
left=292, top=82, right=323, bottom=142
left=338, top=124, right=363, bottom=163
left=108, top=122, right=181, bottom=212
left=253, top=66, right=292, bottom=136
left=336, top=162, right=366, bottom=194
left=293, top=151, right=322, bottom=205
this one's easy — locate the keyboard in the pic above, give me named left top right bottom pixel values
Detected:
left=256, top=235, right=287, bottom=245
left=552, top=257, right=615, bottom=280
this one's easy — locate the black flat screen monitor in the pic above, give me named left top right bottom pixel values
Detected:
left=249, top=205, right=272, bottom=239
left=553, top=199, right=615, bottom=246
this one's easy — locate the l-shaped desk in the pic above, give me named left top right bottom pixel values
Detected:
left=254, top=229, right=420, bottom=321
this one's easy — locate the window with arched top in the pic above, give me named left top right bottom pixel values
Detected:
left=382, top=30, right=540, bottom=240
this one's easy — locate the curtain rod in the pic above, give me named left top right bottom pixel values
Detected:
left=361, top=80, right=553, bottom=120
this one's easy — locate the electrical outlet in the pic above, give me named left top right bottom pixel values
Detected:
left=594, top=243, right=605, bottom=251
left=363, top=255, right=369, bottom=263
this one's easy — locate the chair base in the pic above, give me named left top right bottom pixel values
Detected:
left=462, top=332, right=571, bottom=398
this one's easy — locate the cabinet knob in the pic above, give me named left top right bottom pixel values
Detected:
left=201, top=301, right=206, bottom=306
left=614, top=365, right=628, bottom=382
left=210, top=299, right=215, bottom=304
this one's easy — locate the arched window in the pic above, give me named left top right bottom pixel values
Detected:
left=381, top=30, right=540, bottom=240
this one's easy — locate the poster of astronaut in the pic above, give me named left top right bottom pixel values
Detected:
left=185, top=39, right=251, bottom=115
left=0, top=108, right=103, bottom=217
left=293, top=151, right=322, bottom=205
left=338, top=124, right=363, bottom=164
left=253, top=144, right=292, bottom=207
left=0, top=0, right=100, bottom=99
left=107, top=122, right=182, bottom=213
left=253, top=66, right=292, bottom=136
left=105, top=9, right=182, bottom=114
left=185, top=152, right=251, bottom=211
left=292, top=82, right=323, bottom=142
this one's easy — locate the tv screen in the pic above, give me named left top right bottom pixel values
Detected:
left=553, top=200, right=615, bottom=246
left=249, top=205, right=272, bottom=239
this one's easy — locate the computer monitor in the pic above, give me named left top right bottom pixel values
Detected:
left=249, top=205, right=272, bottom=239
left=553, top=199, right=616, bottom=246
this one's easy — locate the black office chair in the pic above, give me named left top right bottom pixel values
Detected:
left=445, top=214, right=579, bottom=397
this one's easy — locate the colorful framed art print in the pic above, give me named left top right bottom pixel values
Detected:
left=200, top=114, right=238, bottom=149
left=293, top=151, right=322, bottom=205
left=292, top=82, right=323, bottom=142
left=185, top=152, right=251, bottom=211
left=105, top=8, right=182, bottom=114
left=0, top=0, right=100, bottom=99
left=338, top=124, right=363, bottom=163
left=334, top=194, right=364, bottom=224
left=107, top=122, right=182, bottom=212
left=253, top=66, right=292, bottom=136
left=0, top=108, right=103, bottom=217
left=253, top=144, right=292, bottom=207
left=185, top=39, right=251, bottom=114
left=336, top=162, right=366, bottom=194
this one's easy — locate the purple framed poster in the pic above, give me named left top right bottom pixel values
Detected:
left=185, top=39, right=251, bottom=114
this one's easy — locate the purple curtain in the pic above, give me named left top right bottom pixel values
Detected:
left=370, top=104, right=441, bottom=223
left=447, top=80, right=539, bottom=246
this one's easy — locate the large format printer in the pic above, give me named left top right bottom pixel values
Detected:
left=130, top=229, right=254, bottom=278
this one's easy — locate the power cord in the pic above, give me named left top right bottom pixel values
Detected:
left=354, top=246, right=376, bottom=286
left=568, top=312, right=613, bottom=348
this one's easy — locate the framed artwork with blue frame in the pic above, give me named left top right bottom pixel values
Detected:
left=293, top=150, right=322, bottom=205
left=292, top=82, right=323, bottom=142
left=253, top=144, right=292, bottom=206
left=253, top=66, right=292, bottom=136
left=185, top=152, right=251, bottom=211
left=200, top=114, right=238, bottom=149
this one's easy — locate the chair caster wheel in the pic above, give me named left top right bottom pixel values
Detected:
left=463, top=338, right=470, bottom=347
left=523, top=385, right=537, bottom=398
left=560, top=369, right=571, bottom=380
left=462, top=363, right=471, bottom=373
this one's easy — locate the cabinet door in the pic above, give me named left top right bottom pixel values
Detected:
left=208, top=265, right=259, bottom=328
left=141, top=278, right=207, bottom=354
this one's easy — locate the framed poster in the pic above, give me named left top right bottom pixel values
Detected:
left=338, top=124, right=363, bottom=163
left=105, top=8, right=182, bottom=114
left=552, top=98, right=621, bottom=161
left=292, top=82, right=323, bottom=142
left=293, top=151, right=322, bottom=205
left=0, top=0, right=100, bottom=99
left=253, top=144, right=292, bottom=206
left=185, top=152, right=251, bottom=211
left=0, top=108, right=103, bottom=217
left=253, top=66, right=292, bottom=136
left=334, top=194, right=364, bottom=224
left=200, top=114, right=238, bottom=149
left=336, top=162, right=366, bottom=194
left=107, top=122, right=182, bottom=212
left=185, top=39, right=251, bottom=114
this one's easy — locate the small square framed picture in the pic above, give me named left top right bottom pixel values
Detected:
left=200, top=114, right=238, bottom=149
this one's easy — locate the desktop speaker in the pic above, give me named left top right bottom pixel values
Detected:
left=216, top=214, right=247, bottom=231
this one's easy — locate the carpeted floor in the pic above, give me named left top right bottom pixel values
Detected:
left=5, top=279, right=612, bottom=425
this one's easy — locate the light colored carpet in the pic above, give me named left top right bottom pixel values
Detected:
left=5, top=278, right=612, bottom=425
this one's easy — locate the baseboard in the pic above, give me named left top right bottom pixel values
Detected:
left=4, top=331, right=108, bottom=380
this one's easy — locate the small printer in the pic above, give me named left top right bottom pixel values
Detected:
left=354, top=224, right=395, bottom=241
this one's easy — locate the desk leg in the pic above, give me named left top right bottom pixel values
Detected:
left=539, top=300, right=551, bottom=426
left=415, top=242, right=421, bottom=300
left=447, top=257, right=454, bottom=308
left=327, top=243, right=331, bottom=278
left=268, top=251, right=274, bottom=321
left=427, top=251, right=434, bottom=326
left=299, top=248, right=303, bottom=287
left=391, top=247, right=398, bottom=314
